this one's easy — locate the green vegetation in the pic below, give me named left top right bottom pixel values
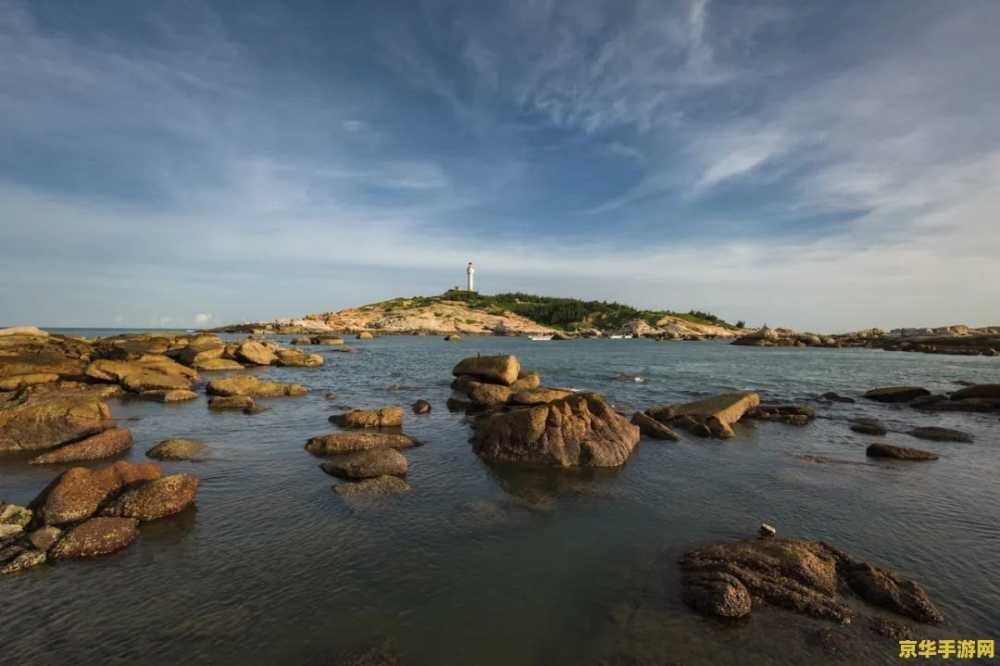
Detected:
left=436, top=290, right=736, bottom=331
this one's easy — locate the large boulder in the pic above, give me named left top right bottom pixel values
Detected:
left=30, top=427, right=133, bottom=465
left=30, top=462, right=162, bottom=526
left=866, top=443, right=939, bottom=461
left=86, top=355, right=198, bottom=393
left=50, top=517, right=139, bottom=560
left=100, top=474, right=199, bottom=522
left=331, top=406, right=404, bottom=428
left=679, top=537, right=942, bottom=624
left=452, top=355, right=520, bottom=386
left=146, top=438, right=209, bottom=461
left=206, top=375, right=307, bottom=398
left=305, top=432, right=419, bottom=456
left=473, top=392, right=639, bottom=467
left=647, top=392, right=760, bottom=439
left=863, top=386, right=931, bottom=403
left=320, top=449, right=408, bottom=479
left=235, top=340, right=277, bottom=366
left=0, top=383, right=112, bottom=453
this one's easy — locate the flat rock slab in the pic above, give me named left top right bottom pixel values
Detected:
left=30, top=427, right=133, bottom=465
left=631, top=411, right=681, bottom=441
left=50, top=517, right=139, bottom=559
left=647, top=391, right=760, bottom=439
left=909, top=426, right=973, bottom=443
left=206, top=375, right=307, bottom=398
left=305, top=432, right=419, bottom=455
left=147, top=438, right=209, bottom=461
left=320, top=449, right=408, bottom=479
left=863, top=386, right=931, bottom=403
left=866, top=443, right=939, bottom=461
left=334, top=475, right=411, bottom=497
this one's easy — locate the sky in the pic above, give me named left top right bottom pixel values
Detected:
left=1, top=0, right=999, bottom=332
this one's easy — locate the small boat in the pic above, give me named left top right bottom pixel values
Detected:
left=609, top=334, right=624, bottom=340
left=528, top=334, right=554, bottom=341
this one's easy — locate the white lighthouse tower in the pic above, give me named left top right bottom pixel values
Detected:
left=466, top=261, right=476, bottom=292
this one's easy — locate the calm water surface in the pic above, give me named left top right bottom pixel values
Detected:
left=2, top=336, right=999, bottom=664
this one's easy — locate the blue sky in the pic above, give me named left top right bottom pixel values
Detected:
left=2, top=0, right=999, bottom=331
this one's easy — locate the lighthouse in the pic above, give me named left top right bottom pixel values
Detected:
left=466, top=261, right=476, bottom=292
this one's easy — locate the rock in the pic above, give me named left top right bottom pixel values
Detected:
left=0, top=523, right=23, bottom=541
left=325, top=391, right=338, bottom=400
left=647, top=392, right=760, bottom=439
left=101, top=474, right=199, bottom=521
left=630, top=412, right=681, bottom=440
left=50, top=517, right=140, bottom=559
left=0, top=372, right=61, bottom=391
left=0, top=325, right=48, bottom=337
left=680, top=537, right=942, bottom=625
left=759, top=523, right=777, bottom=538
left=175, top=344, right=224, bottom=367
left=452, top=354, right=520, bottom=386
left=305, top=432, right=419, bottom=455
left=914, top=396, right=1000, bottom=412
left=86, top=355, right=198, bottom=392
left=330, top=639, right=401, bottom=666
left=334, top=476, right=410, bottom=497
left=31, top=461, right=162, bottom=526
left=0, top=503, right=32, bottom=529
left=0, top=383, right=112, bottom=453
left=0, top=549, right=47, bottom=574
left=29, top=426, right=133, bottom=465
left=320, top=449, right=408, bottom=479
left=950, top=384, right=1000, bottom=401
left=27, top=526, right=62, bottom=552
left=747, top=404, right=816, bottom=426
left=412, top=399, right=431, bottom=414
left=357, top=331, right=374, bottom=340
left=208, top=395, right=257, bottom=411
left=850, top=418, right=887, bottom=436
left=140, top=388, right=199, bottom=402
left=331, top=406, right=404, bottom=428
left=444, top=334, right=462, bottom=341
left=147, top=438, right=209, bottom=461
left=908, top=426, right=973, bottom=443
left=275, top=349, right=324, bottom=367
left=510, top=371, right=541, bottom=392
left=235, top=340, right=277, bottom=366
left=508, top=387, right=574, bottom=405
left=863, top=386, right=931, bottom=403
left=866, top=443, right=939, bottom=461
left=465, top=381, right=513, bottom=406
left=206, top=375, right=307, bottom=398
left=290, top=337, right=312, bottom=345
left=473, top=392, right=639, bottom=467
left=314, top=337, right=344, bottom=345
left=818, top=392, right=856, bottom=404
left=682, top=571, right=753, bottom=618
left=194, top=358, right=244, bottom=371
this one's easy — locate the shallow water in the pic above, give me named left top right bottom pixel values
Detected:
left=2, top=336, right=999, bottom=664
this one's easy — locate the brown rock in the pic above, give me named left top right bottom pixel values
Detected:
left=27, top=526, right=62, bottom=552
left=0, top=383, right=112, bottom=453
left=146, top=438, right=209, bottom=461
left=50, top=517, right=139, bottom=559
left=863, top=386, right=931, bottom=403
left=31, top=461, right=162, bottom=526
left=465, top=381, right=513, bottom=406
left=844, top=561, right=944, bottom=623
left=851, top=418, right=887, bottom=436
left=140, top=388, right=199, bottom=402
left=86, top=355, right=198, bottom=392
left=0, top=372, right=61, bottom=391
left=950, top=384, right=1000, bottom=400
left=357, top=331, right=374, bottom=340
left=473, top=392, right=639, bottom=467
left=334, top=476, right=410, bottom=497
left=0, top=549, right=47, bottom=574
left=747, top=404, right=816, bottom=425
left=101, top=474, right=199, bottom=521
left=305, top=432, right=419, bottom=455
left=235, top=340, right=277, bottom=366
left=30, top=427, right=134, bottom=465
left=683, top=571, right=752, bottom=618
left=275, top=349, right=324, bottom=367
left=648, top=392, right=760, bottom=439
left=452, top=354, right=520, bottom=386
left=510, top=371, right=541, bottom=392
left=208, top=395, right=257, bottom=411
left=866, top=443, right=939, bottom=461
left=320, top=449, right=408, bottom=479
left=331, top=406, right=404, bottom=428
left=508, top=387, right=574, bottom=405
left=412, top=399, right=431, bottom=414
left=909, top=426, right=973, bottom=443
left=206, top=375, right=307, bottom=397
left=631, top=411, right=681, bottom=440
left=194, top=358, right=244, bottom=371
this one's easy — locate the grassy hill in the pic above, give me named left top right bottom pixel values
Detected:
left=363, top=290, right=739, bottom=332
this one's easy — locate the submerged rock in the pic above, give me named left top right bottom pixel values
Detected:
left=473, top=392, right=639, bottom=467
left=747, top=404, right=816, bottom=426
left=646, top=392, right=760, bottom=439
left=818, top=392, right=856, bottom=404
left=50, top=517, right=139, bottom=560
left=908, top=426, right=973, bottom=443
left=206, top=375, right=307, bottom=398
left=331, top=406, right=404, bottom=428
left=863, top=386, right=931, bottom=403
left=452, top=354, right=520, bottom=386
left=850, top=418, right=887, bottom=436
left=320, top=449, right=408, bottom=479
left=412, top=399, right=431, bottom=414
left=630, top=411, right=681, bottom=440
left=305, top=432, right=419, bottom=455
left=357, top=331, right=374, bottom=340
left=866, top=443, right=939, bottom=461
left=30, top=427, right=133, bottom=465
left=146, top=438, right=209, bottom=461
left=334, top=475, right=410, bottom=497
left=100, top=474, right=199, bottom=521
left=208, top=395, right=257, bottom=412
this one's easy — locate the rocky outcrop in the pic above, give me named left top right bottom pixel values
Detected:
left=863, top=387, right=931, bottom=403
left=333, top=475, right=410, bottom=497
left=452, top=354, right=520, bottom=386
left=631, top=411, right=681, bottom=440
left=0, top=383, right=112, bottom=453
left=305, top=432, right=419, bottom=455
left=29, top=427, right=133, bottom=465
left=473, top=392, right=639, bottom=467
left=679, top=537, right=942, bottom=624
left=29, top=461, right=163, bottom=526
left=866, top=443, right=939, bottom=461
left=206, top=375, right=307, bottom=398
left=101, top=474, right=199, bottom=521
left=86, top=355, right=198, bottom=393
left=50, top=517, right=139, bottom=560
left=147, top=438, right=209, bottom=461
left=331, top=406, right=404, bottom=428
left=320, top=449, right=408, bottom=479
left=646, top=392, right=760, bottom=439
